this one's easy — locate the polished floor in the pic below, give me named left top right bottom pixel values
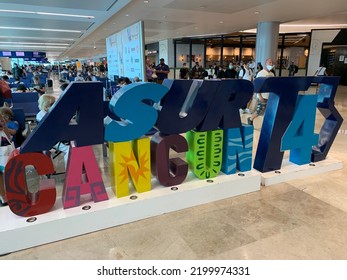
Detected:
left=1, top=79, right=347, bottom=260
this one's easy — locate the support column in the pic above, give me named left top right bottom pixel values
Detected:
left=255, top=21, right=279, bottom=67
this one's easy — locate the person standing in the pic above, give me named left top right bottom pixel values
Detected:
left=155, top=58, right=170, bottom=84
left=315, top=63, right=327, bottom=76
left=288, top=61, right=298, bottom=76
left=11, top=63, right=22, bottom=79
left=179, top=62, right=189, bottom=79
left=145, top=59, right=154, bottom=82
left=190, top=62, right=204, bottom=79
left=247, top=58, right=275, bottom=125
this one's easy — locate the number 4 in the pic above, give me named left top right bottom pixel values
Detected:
left=281, top=94, right=319, bottom=165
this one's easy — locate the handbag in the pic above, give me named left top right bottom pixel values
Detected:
left=0, top=130, right=15, bottom=172
left=0, top=80, right=12, bottom=99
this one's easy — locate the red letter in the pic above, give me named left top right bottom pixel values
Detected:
left=63, top=143, right=108, bottom=209
left=4, top=153, right=56, bottom=217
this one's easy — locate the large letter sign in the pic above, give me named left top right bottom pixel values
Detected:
left=21, top=82, right=105, bottom=153
left=105, top=82, right=168, bottom=142
left=311, top=76, right=342, bottom=162
left=3, top=77, right=343, bottom=217
left=150, top=133, right=188, bottom=187
left=253, top=77, right=313, bottom=172
left=4, top=153, right=56, bottom=217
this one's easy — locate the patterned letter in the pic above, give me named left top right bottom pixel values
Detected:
left=186, top=129, right=223, bottom=179
left=109, top=138, right=151, bottom=198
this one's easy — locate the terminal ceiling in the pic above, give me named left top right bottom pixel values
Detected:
left=0, top=0, right=346, bottom=61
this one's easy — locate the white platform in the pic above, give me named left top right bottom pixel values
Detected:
left=261, top=158, right=343, bottom=186
left=0, top=170, right=261, bottom=255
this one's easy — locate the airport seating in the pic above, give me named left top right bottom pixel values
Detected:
left=11, top=92, right=40, bottom=118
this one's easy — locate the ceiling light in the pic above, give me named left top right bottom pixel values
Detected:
left=0, top=42, right=70, bottom=46
left=125, top=14, right=129, bottom=17
left=0, top=44, right=67, bottom=49
left=281, top=23, right=347, bottom=27
left=219, top=21, right=224, bottom=24
left=144, top=0, right=149, bottom=3
left=254, top=11, right=260, bottom=14
left=0, top=26, right=82, bottom=33
left=0, top=35, right=74, bottom=41
left=0, top=9, right=94, bottom=19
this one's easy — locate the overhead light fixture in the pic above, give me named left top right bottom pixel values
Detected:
left=0, top=44, right=67, bottom=49
left=144, top=0, right=149, bottom=3
left=0, top=26, right=82, bottom=32
left=281, top=23, right=347, bottom=27
left=0, top=42, right=70, bottom=46
left=0, top=35, right=75, bottom=41
left=0, top=9, right=94, bottom=19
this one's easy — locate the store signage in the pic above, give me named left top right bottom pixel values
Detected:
left=3, top=77, right=343, bottom=217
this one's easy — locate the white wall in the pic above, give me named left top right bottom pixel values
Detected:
left=307, top=29, right=341, bottom=75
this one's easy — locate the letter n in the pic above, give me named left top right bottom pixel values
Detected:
left=109, top=138, right=151, bottom=198
left=222, top=125, right=253, bottom=174
left=62, top=143, right=108, bottom=209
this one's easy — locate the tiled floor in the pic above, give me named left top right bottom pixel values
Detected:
left=1, top=79, right=346, bottom=259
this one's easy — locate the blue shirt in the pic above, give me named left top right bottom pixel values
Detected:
left=155, top=63, right=170, bottom=80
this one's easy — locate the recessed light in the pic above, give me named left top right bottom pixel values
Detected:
left=125, top=14, right=129, bottom=17
left=254, top=11, right=260, bottom=15
left=219, top=21, right=224, bottom=24
left=144, top=0, right=149, bottom=3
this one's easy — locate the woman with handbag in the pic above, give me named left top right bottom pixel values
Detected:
left=0, top=106, right=18, bottom=206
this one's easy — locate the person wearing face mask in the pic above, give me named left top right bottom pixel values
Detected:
left=225, top=63, right=237, bottom=78
left=247, top=58, right=275, bottom=126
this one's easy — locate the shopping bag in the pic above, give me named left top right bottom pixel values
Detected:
left=0, top=131, right=15, bottom=172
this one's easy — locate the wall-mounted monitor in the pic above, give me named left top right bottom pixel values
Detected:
left=15, top=51, right=25, bottom=56
left=106, top=20, right=145, bottom=82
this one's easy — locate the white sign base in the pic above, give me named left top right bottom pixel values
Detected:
left=0, top=170, right=261, bottom=255
left=261, top=158, right=343, bottom=186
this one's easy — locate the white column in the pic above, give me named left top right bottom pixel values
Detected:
left=255, top=22, right=280, bottom=66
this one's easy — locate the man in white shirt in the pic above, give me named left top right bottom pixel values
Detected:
left=247, top=58, right=275, bottom=125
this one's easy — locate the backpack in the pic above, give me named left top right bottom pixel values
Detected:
left=239, top=66, right=246, bottom=79
left=294, top=65, right=298, bottom=73
left=0, top=80, right=12, bottom=99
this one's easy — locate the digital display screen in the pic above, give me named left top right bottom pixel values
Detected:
left=106, top=21, right=145, bottom=81
left=2, top=51, right=11, bottom=56
left=33, top=51, right=46, bottom=58
left=15, top=51, right=25, bottom=56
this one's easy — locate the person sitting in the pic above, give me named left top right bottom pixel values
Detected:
left=36, top=95, right=69, bottom=168
left=74, top=71, right=84, bottom=81
left=0, top=106, right=19, bottom=207
left=15, top=83, right=27, bottom=93
left=32, top=75, right=46, bottom=95
left=86, top=71, right=97, bottom=81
